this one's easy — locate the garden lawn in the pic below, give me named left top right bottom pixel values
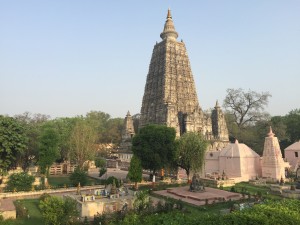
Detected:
left=4, top=199, right=44, bottom=225
left=223, top=182, right=282, bottom=200
left=48, top=175, right=99, bottom=187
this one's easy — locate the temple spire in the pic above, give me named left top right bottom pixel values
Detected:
left=215, top=100, right=220, bottom=108
left=160, top=9, right=178, bottom=40
left=268, top=126, right=275, bottom=137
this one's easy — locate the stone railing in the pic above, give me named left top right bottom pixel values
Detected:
left=0, top=185, right=105, bottom=199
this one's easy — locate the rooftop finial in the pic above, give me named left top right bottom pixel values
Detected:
left=160, top=9, right=178, bottom=40
left=268, top=126, right=275, bottom=137
left=215, top=100, right=220, bottom=108
left=167, top=8, right=172, bottom=19
left=126, top=111, right=131, bottom=117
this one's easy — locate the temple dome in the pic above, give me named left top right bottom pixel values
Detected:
left=219, top=141, right=260, bottom=158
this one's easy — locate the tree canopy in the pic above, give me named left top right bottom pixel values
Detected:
left=132, top=124, right=176, bottom=174
left=176, top=132, right=208, bottom=181
left=0, top=116, right=28, bottom=173
left=37, top=125, right=60, bottom=176
left=69, top=119, right=97, bottom=169
left=223, top=88, right=271, bottom=128
left=127, top=155, right=142, bottom=189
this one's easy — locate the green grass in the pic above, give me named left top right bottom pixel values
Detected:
left=48, top=175, right=100, bottom=187
left=3, top=199, right=44, bottom=225
left=223, top=182, right=282, bottom=200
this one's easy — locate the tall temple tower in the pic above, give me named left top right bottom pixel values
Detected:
left=139, top=9, right=228, bottom=146
left=261, top=127, right=287, bottom=181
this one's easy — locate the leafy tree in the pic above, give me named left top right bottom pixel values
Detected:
left=37, top=125, right=60, bottom=176
left=6, top=172, right=34, bottom=191
left=69, top=167, right=88, bottom=186
left=0, top=116, right=28, bottom=174
left=50, top=117, right=78, bottom=162
left=176, top=132, right=208, bottom=181
left=69, top=119, right=97, bottom=169
left=14, top=112, right=49, bottom=170
left=223, top=88, right=271, bottom=128
left=39, top=196, right=79, bottom=225
left=285, top=109, right=300, bottom=143
left=127, top=155, right=142, bottom=189
left=132, top=125, right=176, bottom=174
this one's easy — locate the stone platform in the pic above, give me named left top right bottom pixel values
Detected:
left=154, top=186, right=241, bottom=206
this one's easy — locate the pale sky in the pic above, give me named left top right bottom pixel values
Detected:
left=1, top=1, right=299, bottom=119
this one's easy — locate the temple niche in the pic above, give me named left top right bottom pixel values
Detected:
left=139, top=9, right=229, bottom=148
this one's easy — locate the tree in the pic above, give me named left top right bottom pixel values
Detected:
left=0, top=116, right=28, bottom=174
left=223, top=88, right=271, bottom=128
left=14, top=112, right=49, bottom=170
left=39, top=196, right=79, bottom=225
left=176, top=132, right=208, bottom=182
left=6, top=172, right=35, bottom=191
left=132, top=125, right=176, bottom=175
left=50, top=117, right=78, bottom=162
left=69, top=119, right=97, bottom=169
left=37, top=125, right=60, bottom=176
left=285, top=109, right=300, bottom=143
left=127, top=155, right=142, bottom=189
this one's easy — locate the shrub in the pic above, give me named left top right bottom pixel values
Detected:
left=39, top=196, right=79, bottom=225
left=6, top=172, right=35, bottom=192
left=39, top=193, right=51, bottom=202
left=106, top=176, right=120, bottom=187
left=99, top=167, right=107, bottom=177
left=70, top=168, right=88, bottom=186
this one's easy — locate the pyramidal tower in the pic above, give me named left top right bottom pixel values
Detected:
left=261, top=127, right=287, bottom=180
left=139, top=9, right=228, bottom=146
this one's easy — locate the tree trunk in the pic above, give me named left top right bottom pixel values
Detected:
left=134, top=182, right=138, bottom=190
left=187, top=170, right=191, bottom=184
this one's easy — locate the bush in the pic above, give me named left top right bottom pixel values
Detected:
left=99, top=167, right=107, bottom=177
left=6, top=172, right=35, bottom=192
left=106, top=176, right=120, bottom=187
left=70, top=168, right=88, bottom=186
left=39, top=193, right=51, bottom=202
left=39, top=196, right=79, bottom=225
left=95, top=158, right=106, bottom=168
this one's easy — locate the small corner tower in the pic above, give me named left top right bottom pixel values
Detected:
left=211, top=100, right=229, bottom=141
left=261, top=127, right=286, bottom=181
left=122, top=111, right=135, bottom=141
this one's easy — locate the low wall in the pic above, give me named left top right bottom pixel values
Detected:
left=1, top=210, right=16, bottom=220
left=0, top=185, right=105, bottom=199
left=282, top=189, right=300, bottom=199
left=201, top=178, right=235, bottom=188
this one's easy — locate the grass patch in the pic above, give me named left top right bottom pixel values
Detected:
left=223, top=182, right=282, bottom=200
left=48, top=175, right=100, bottom=187
left=6, top=199, right=44, bottom=225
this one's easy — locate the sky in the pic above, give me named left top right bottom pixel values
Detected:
left=1, top=1, right=299, bottom=119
